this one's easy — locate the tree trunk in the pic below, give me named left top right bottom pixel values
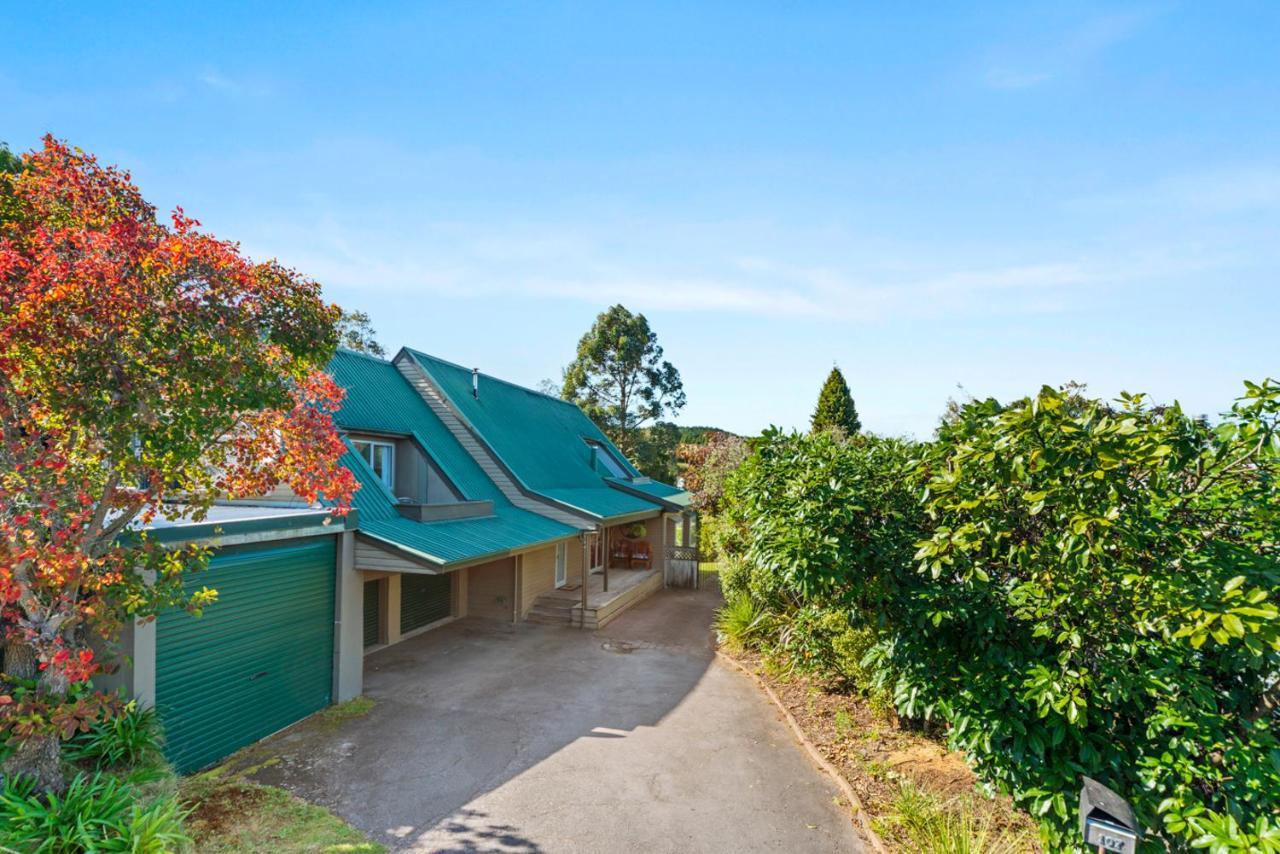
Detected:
left=2, top=641, right=69, bottom=794
left=0, top=733, right=64, bottom=794
left=3, top=641, right=38, bottom=680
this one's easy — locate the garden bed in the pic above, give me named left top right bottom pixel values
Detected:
left=721, top=646, right=1041, bottom=852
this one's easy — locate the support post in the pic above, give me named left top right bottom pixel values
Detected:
left=333, top=531, right=363, bottom=702
left=602, top=525, right=609, bottom=593
left=580, top=531, right=590, bottom=628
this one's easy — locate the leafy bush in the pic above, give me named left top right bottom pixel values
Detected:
left=0, top=771, right=190, bottom=853
left=719, top=380, right=1280, bottom=851
left=65, top=700, right=165, bottom=771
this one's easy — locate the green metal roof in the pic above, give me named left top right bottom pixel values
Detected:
left=328, top=350, right=578, bottom=567
left=404, top=349, right=691, bottom=521
left=606, top=477, right=693, bottom=509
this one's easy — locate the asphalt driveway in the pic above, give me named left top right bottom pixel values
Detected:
left=247, top=584, right=866, bottom=853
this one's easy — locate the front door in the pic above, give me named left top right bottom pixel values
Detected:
left=555, top=542, right=567, bottom=588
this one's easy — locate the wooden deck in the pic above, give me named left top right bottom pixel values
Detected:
left=527, top=568, right=663, bottom=630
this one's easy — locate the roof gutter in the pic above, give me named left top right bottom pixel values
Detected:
left=356, top=527, right=580, bottom=574
left=602, top=480, right=691, bottom=513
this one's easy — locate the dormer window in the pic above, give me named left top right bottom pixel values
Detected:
left=586, top=439, right=630, bottom=479
left=352, top=439, right=395, bottom=489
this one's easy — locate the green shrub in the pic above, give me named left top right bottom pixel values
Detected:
left=717, top=554, right=751, bottom=601
left=0, top=771, right=190, bottom=853
left=905, top=382, right=1280, bottom=848
left=66, top=700, right=165, bottom=771
left=719, top=380, right=1280, bottom=851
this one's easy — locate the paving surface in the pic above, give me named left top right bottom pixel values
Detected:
left=247, top=583, right=866, bottom=853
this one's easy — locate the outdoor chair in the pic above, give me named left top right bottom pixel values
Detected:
left=610, top=538, right=631, bottom=569
left=630, top=541, right=652, bottom=570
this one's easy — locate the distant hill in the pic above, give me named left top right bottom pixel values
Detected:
left=676, top=425, right=742, bottom=443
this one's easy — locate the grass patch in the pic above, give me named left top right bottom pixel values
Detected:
left=874, top=782, right=1036, bottom=854
left=315, top=695, right=376, bottom=730
left=182, top=777, right=384, bottom=853
left=714, top=595, right=770, bottom=651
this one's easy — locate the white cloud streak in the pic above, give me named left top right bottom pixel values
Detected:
left=980, top=7, right=1158, bottom=90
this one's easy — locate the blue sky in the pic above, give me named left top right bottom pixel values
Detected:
left=4, top=2, right=1278, bottom=436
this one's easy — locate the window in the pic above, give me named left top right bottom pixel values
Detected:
left=352, top=439, right=395, bottom=490
left=586, top=440, right=630, bottom=479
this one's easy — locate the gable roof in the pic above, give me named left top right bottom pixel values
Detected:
left=403, top=348, right=691, bottom=521
left=328, top=349, right=579, bottom=567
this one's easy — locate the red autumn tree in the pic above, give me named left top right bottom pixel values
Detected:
left=0, top=137, right=357, bottom=789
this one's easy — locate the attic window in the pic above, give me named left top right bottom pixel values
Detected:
left=352, top=439, right=395, bottom=490
left=586, top=439, right=630, bottom=479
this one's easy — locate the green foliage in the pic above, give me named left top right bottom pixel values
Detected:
left=65, top=700, right=165, bottom=771
left=335, top=308, right=386, bottom=358
left=562, top=304, right=685, bottom=465
left=811, top=366, right=861, bottom=435
left=628, top=421, right=681, bottom=482
left=0, top=771, right=190, bottom=853
left=0, top=142, right=22, bottom=174
left=677, top=424, right=741, bottom=443
left=719, top=380, right=1280, bottom=851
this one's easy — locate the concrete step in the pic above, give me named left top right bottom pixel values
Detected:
left=526, top=610, right=572, bottom=625
left=528, top=603, right=574, bottom=618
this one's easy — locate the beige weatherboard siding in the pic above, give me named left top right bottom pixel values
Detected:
left=519, top=545, right=558, bottom=617
left=354, top=537, right=437, bottom=574
left=466, top=557, right=516, bottom=620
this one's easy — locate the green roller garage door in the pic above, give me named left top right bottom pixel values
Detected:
left=363, top=580, right=381, bottom=648
left=156, top=538, right=335, bottom=773
left=400, top=573, right=451, bottom=633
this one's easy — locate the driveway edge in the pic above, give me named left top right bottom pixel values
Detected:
left=716, top=650, right=889, bottom=854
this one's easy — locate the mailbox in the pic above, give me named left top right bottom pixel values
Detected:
left=1079, top=777, right=1142, bottom=852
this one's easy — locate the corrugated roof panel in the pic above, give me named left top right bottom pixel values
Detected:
left=330, top=350, right=505, bottom=504
left=406, top=349, right=690, bottom=518
left=329, top=352, right=578, bottom=566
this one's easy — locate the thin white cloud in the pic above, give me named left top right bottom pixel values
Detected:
left=241, top=211, right=1205, bottom=325
left=198, top=67, right=271, bottom=97
left=1076, top=165, right=1280, bottom=216
left=980, top=7, right=1158, bottom=90
left=984, top=68, right=1052, bottom=91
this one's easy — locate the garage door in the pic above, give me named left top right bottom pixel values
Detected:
left=400, top=572, right=451, bottom=633
left=156, top=538, right=335, bottom=773
left=363, top=579, right=381, bottom=648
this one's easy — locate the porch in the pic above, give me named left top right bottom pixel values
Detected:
left=527, top=567, right=663, bottom=630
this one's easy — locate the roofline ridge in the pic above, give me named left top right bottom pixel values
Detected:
left=334, top=346, right=392, bottom=364
left=403, top=346, right=582, bottom=408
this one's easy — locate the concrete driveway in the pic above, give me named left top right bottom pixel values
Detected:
left=247, top=584, right=866, bottom=853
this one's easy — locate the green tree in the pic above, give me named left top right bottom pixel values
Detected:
left=562, top=305, right=685, bottom=465
left=0, top=138, right=356, bottom=791
left=811, top=366, right=860, bottom=434
left=0, top=142, right=22, bottom=174
left=335, top=308, right=385, bottom=357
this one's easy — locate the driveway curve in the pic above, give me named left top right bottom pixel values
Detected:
left=249, top=583, right=867, bottom=853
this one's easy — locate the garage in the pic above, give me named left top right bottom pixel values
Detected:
left=155, top=537, right=337, bottom=773
left=399, top=572, right=452, bottom=633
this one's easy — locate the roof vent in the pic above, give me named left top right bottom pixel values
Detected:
left=472, top=367, right=479, bottom=399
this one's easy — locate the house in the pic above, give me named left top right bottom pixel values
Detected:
left=331, top=346, right=697, bottom=641
left=99, top=345, right=696, bottom=774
